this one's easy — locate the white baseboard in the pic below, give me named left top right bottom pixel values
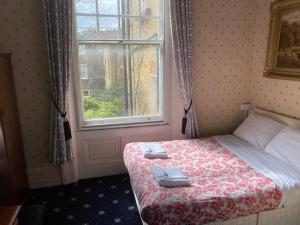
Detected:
left=27, top=166, right=62, bottom=189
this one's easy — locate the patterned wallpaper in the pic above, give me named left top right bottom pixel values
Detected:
left=0, top=0, right=53, bottom=169
left=192, top=0, right=257, bottom=136
left=249, top=0, right=300, bottom=118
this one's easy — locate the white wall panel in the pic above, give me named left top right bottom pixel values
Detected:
left=77, top=124, right=175, bottom=179
left=84, top=137, right=121, bottom=162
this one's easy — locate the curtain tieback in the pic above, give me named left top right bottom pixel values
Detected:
left=51, top=96, right=72, bottom=141
left=181, top=100, right=193, bottom=134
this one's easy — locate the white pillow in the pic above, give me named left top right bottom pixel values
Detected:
left=233, top=113, right=285, bottom=150
left=265, top=127, right=300, bottom=172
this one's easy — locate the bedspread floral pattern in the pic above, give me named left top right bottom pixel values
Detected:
left=123, top=138, right=282, bottom=225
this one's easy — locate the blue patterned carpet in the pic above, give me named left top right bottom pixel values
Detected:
left=26, top=174, right=143, bottom=225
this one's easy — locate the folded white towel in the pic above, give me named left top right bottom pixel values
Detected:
left=151, top=166, right=190, bottom=187
left=140, top=143, right=168, bottom=159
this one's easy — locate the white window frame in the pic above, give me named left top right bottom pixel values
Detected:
left=73, top=0, right=170, bottom=129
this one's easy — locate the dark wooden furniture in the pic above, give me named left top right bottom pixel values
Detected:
left=0, top=54, right=28, bottom=205
left=0, top=205, right=21, bottom=225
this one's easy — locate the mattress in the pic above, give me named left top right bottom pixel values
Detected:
left=215, top=135, right=300, bottom=208
left=123, top=136, right=293, bottom=225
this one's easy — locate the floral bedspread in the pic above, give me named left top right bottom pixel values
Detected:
left=123, top=138, right=282, bottom=225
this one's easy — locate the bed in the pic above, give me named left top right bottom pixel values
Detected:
left=123, top=108, right=300, bottom=225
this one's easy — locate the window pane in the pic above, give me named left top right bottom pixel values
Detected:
left=130, top=45, right=160, bottom=116
left=120, top=17, right=160, bottom=40
left=119, top=0, right=139, bottom=15
left=98, top=0, right=118, bottom=15
left=78, top=44, right=125, bottom=120
left=121, top=17, right=140, bottom=40
left=75, top=1, right=162, bottom=41
left=78, top=44, right=160, bottom=120
left=80, top=64, right=88, bottom=79
left=75, top=0, right=96, bottom=14
left=76, top=16, right=98, bottom=40
left=140, top=18, right=159, bottom=40
left=99, top=17, right=120, bottom=39
left=140, top=0, right=159, bottom=16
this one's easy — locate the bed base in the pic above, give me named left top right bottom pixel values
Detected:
left=133, top=190, right=300, bottom=225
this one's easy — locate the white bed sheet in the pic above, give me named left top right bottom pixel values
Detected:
left=215, top=135, right=300, bottom=208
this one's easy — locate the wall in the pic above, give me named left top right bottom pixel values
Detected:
left=192, top=0, right=257, bottom=136
left=2, top=0, right=299, bottom=187
left=249, top=0, right=300, bottom=118
left=0, top=0, right=61, bottom=187
left=191, top=0, right=300, bottom=134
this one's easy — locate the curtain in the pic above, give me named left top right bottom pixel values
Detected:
left=170, top=0, right=199, bottom=139
left=43, top=0, right=73, bottom=165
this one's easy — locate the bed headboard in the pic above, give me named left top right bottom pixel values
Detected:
left=254, top=107, right=300, bottom=130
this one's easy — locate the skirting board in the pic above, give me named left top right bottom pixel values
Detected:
left=27, top=166, right=62, bottom=189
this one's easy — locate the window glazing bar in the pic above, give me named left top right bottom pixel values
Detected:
left=77, top=40, right=164, bottom=45
left=75, top=13, right=160, bottom=20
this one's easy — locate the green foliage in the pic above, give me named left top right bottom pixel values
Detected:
left=92, top=85, right=124, bottom=102
left=99, top=85, right=124, bottom=102
left=83, top=85, right=124, bottom=119
left=83, top=96, right=99, bottom=111
left=84, top=101, right=122, bottom=119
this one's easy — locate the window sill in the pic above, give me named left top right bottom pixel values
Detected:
left=77, top=120, right=170, bottom=132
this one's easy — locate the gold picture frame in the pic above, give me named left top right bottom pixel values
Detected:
left=264, top=0, right=300, bottom=80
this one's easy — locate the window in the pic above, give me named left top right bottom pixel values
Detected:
left=141, top=0, right=151, bottom=16
left=82, top=89, right=93, bottom=96
left=80, top=64, right=88, bottom=79
left=74, top=0, right=165, bottom=126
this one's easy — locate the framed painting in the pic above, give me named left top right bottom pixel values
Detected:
left=264, top=0, right=300, bottom=80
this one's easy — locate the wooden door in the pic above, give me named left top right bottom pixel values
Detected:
left=0, top=54, right=28, bottom=205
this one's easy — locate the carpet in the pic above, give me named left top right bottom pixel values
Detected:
left=25, top=174, right=143, bottom=225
